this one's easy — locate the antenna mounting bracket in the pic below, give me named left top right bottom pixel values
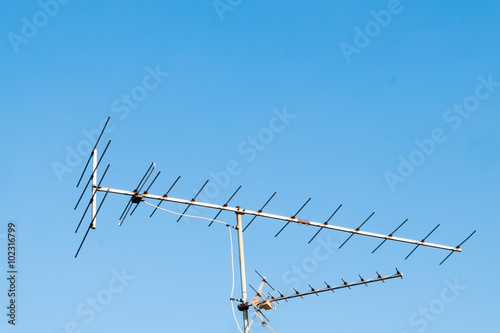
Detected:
left=132, top=193, right=144, bottom=204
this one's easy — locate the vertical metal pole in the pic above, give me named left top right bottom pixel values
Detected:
left=91, top=148, right=97, bottom=229
left=236, top=212, right=249, bottom=333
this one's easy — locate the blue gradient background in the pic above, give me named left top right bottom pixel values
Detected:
left=1, top=0, right=499, bottom=332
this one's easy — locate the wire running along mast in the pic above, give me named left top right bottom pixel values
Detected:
left=73, top=117, right=476, bottom=332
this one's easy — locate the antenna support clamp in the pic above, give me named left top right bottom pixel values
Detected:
left=237, top=302, right=250, bottom=311
left=131, top=193, right=144, bottom=204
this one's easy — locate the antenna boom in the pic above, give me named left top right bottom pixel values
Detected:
left=95, top=186, right=461, bottom=253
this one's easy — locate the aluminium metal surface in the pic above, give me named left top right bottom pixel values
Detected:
left=95, top=186, right=462, bottom=253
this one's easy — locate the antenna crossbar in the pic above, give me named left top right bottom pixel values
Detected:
left=96, top=186, right=461, bottom=253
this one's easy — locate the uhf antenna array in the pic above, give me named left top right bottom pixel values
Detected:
left=73, top=117, right=475, bottom=332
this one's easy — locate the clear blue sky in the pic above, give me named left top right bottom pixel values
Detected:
left=1, top=0, right=499, bottom=332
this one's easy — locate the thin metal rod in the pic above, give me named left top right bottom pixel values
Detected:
left=275, top=198, right=311, bottom=237
left=150, top=175, right=181, bottom=218
left=308, top=204, right=342, bottom=244
left=75, top=191, right=109, bottom=258
left=118, top=200, right=133, bottom=226
left=439, top=230, right=476, bottom=265
left=372, top=218, right=408, bottom=253
left=309, top=285, right=319, bottom=296
left=457, top=229, right=477, bottom=248
left=76, top=116, right=110, bottom=187
left=96, top=186, right=462, bottom=253
left=119, top=201, right=135, bottom=226
left=236, top=212, right=249, bottom=333
left=91, top=149, right=98, bottom=229
left=359, top=275, right=368, bottom=287
left=262, top=272, right=403, bottom=304
left=97, top=164, right=110, bottom=188
left=405, top=224, right=440, bottom=260
left=208, top=185, right=242, bottom=227
left=129, top=202, right=140, bottom=216
left=75, top=199, right=92, bottom=233
left=339, top=212, right=375, bottom=249
left=136, top=163, right=156, bottom=193
left=439, top=252, right=454, bottom=266
left=74, top=140, right=111, bottom=210
left=134, top=162, right=155, bottom=191
left=144, top=171, right=161, bottom=194
left=177, top=179, right=209, bottom=222
left=243, top=192, right=276, bottom=232
left=255, top=270, right=275, bottom=291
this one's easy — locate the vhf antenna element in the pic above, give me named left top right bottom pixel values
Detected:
left=73, top=116, right=476, bottom=332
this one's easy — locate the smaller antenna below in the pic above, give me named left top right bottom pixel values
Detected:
left=246, top=269, right=403, bottom=328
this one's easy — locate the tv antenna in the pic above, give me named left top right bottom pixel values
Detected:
left=73, top=116, right=475, bottom=332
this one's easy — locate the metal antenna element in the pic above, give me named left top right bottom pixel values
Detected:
left=308, top=204, right=342, bottom=244
left=97, top=164, right=111, bottom=188
left=243, top=192, right=276, bottom=232
left=118, top=162, right=156, bottom=226
left=144, top=170, right=161, bottom=194
left=405, top=224, right=440, bottom=260
left=75, top=191, right=109, bottom=258
left=74, top=140, right=111, bottom=210
left=359, top=275, right=368, bottom=287
left=130, top=170, right=161, bottom=216
left=135, top=162, right=156, bottom=192
left=309, top=284, right=319, bottom=296
left=75, top=199, right=93, bottom=234
left=372, top=218, right=408, bottom=254
left=255, top=270, right=276, bottom=291
left=440, top=230, right=477, bottom=265
left=275, top=198, right=311, bottom=237
left=208, top=185, right=242, bottom=227
left=177, top=179, right=209, bottom=222
left=76, top=116, right=110, bottom=188
left=339, top=211, right=375, bottom=249
left=149, top=175, right=181, bottom=217
left=324, top=281, right=335, bottom=293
